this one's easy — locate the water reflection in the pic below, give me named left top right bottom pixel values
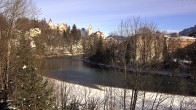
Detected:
left=44, top=56, right=196, bottom=96
left=44, top=56, right=124, bottom=88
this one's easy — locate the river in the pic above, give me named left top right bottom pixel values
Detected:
left=44, top=56, right=124, bottom=88
left=44, top=56, right=196, bottom=96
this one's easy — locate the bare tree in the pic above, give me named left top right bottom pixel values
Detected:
left=2, top=0, right=39, bottom=83
left=116, top=17, right=165, bottom=110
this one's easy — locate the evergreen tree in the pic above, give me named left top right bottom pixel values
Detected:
left=71, top=24, right=81, bottom=43
left=89, top=37, right=106, bottom=63
left=81, top=28, right=86, bottom=37
left=97, top=37, right=104, bottom=55
left=11, top=36, right=53, bottom=110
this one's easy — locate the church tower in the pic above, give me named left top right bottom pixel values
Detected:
left=88, top=24, right=93, bottom=35
left=48, top=19, right=54, bottom=29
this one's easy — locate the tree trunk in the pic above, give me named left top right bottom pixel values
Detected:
left=141, top=92, right=146, bottom=110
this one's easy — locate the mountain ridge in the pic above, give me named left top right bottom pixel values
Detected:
left=179, top=25, right=196, bottom=37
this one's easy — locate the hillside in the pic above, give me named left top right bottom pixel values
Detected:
left=179, top=25, right=196, bottom=37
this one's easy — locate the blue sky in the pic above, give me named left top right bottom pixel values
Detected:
left=34, top=0, right=196, bottom=36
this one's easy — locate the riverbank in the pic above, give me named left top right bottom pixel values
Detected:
left=44, top=55, right=196, bottom=96
left=47, top=77, right=196, bottom=110
left=44, top=53, right=84, bottom=58
left=82, top=57, right=194, bottom=78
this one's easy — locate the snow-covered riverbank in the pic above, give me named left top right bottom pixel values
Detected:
left=44, top=53, right=84, bottom=58
left=47, top=77, right=196, bottom=110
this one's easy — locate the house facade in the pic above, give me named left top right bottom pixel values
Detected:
left=164, top=35, right=196, bottom=53
left=132, top=34, right=165, bottom=66
left=30, top=28, right=41, bottom=37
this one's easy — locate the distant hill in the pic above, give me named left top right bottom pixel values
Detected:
left=179, top=25, right=196, bottom=37
left=107, top=35, right=127, bottom=41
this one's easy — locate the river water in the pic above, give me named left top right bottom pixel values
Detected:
left=45, top=56, right=124, bottom=88
left=44, top=56, right=196, bottom=96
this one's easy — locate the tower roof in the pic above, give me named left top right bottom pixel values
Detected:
left=89, top=24, right=92, bottom=28
left=49, top=19, right=52, bottom=23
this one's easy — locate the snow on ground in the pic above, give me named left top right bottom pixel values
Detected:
left=46, top=77, right=196, bottom=110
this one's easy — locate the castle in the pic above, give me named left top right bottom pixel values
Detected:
left=48, top=19, right=67, bottom=31
left=88, top=25, right=105, bottom=38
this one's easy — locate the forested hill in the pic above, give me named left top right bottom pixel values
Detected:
left=179, top=25, right=196, bottom=37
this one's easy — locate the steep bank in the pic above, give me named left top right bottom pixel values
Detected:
left=46, top=77, right=196, bottom=110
